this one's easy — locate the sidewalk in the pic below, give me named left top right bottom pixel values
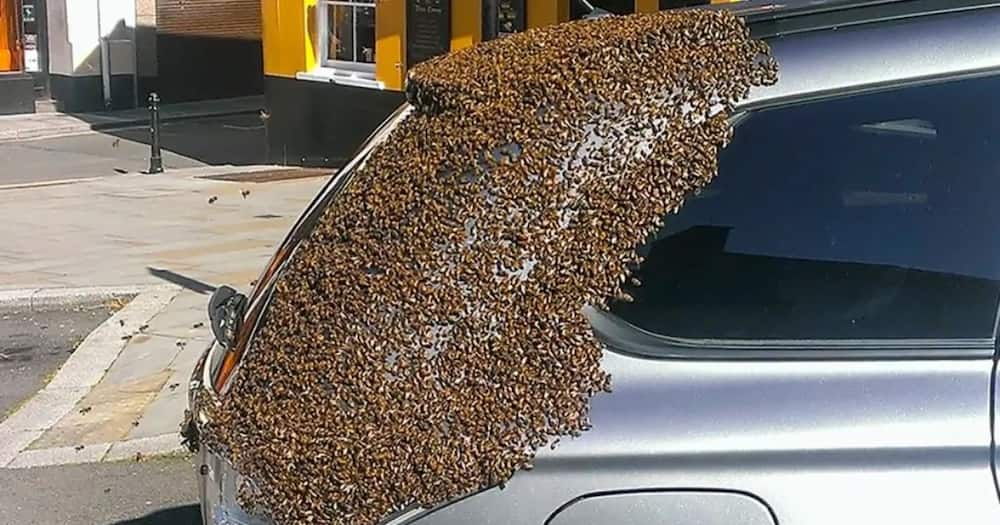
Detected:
left=0, top=96, right=264, bottom=143
left=0, top=164, right=329, bottom=467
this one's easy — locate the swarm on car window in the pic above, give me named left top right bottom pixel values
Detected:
left=199, top=9, right=777, bottom=525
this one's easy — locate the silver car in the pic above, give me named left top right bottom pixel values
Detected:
left=188, top=1, right=1000, bottom=523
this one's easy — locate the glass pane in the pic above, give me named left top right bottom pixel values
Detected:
left=329, top=4, right=354, bottom=62
left=356, top=6, right=376, bottom=63
left=610, top=74, right=1000, bottom=341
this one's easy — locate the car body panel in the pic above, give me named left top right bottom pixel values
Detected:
left=744, top=8, right=1000, bottom=109
left=407, top=351, right=998, bottom=525
left=546, top=490, right=776, bottom=525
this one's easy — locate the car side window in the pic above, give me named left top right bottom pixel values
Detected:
left=610, top=74, right=1000, bottom=341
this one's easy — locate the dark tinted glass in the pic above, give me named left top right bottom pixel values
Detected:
left=611, top=75, right=1000, bottom=340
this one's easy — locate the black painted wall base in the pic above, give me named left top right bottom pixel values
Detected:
left=0, top=73, right=36, bottom=115
left=50, top=74, right=140, bottom=112
left=49, top=74, right=102, bottom=113
left=156, top=34, right=264, bottom=103
left=265, top=75, right=404, bottom=167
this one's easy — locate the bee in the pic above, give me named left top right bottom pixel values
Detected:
left=202, top=9, right=777, bottom=525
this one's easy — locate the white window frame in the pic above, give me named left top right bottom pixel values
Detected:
left=301, top=0, right=382, bottom=89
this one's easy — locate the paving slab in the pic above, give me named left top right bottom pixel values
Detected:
left=0, top=167, right=325, bottom=291
left=127, top=371, right=190, bottom=440
left=0, top=430, right=43, bottom=466
left=30, top=380, right=163, bottom=448
left=100, top=335, right=184, bottom=387
left=169, top=337, right=214, bottom=373
left=0, top=387, right=90, bottom=433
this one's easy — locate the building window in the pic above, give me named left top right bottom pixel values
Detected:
left=321, top=0, right=375, bottom=70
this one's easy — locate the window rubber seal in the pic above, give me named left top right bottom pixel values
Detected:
left=587, top=306, right=997, bottom=362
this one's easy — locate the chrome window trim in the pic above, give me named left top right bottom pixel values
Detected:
left=591, top=306, right=997, bottom=362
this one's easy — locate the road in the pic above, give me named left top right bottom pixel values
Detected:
left=0, top=113, right=268, bottom=186
left=0, top=455, right=200, bottom=525
left=0, top=307, right=113, bottom=418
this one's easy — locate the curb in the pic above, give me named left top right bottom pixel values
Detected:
left=0, top=176, right=105, bottom=192
left=0, top=285, right=183, bottom=467
left=0, top=285, right=159, bottom=313
left=5, top=433, right=187, bottom=469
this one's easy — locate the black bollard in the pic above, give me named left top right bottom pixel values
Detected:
left=147, top=93, right=164, bottom=174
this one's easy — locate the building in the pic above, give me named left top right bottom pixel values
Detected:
left=0, top=0, right=34, bottom=114
left=261, top=0, right=725, bottom=167
left=0, top=0, right=264, bottom=115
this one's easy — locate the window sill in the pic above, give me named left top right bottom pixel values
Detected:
left=296, top=67, right=383, bottom=90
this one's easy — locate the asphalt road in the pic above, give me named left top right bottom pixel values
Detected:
left=0, top=455, right=200, bottom=525
left=0, top=306, right=113, bottom=418
left=0, top=113, right=268, bottom=186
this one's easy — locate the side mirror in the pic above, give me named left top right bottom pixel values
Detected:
left=208, top=285, right=248, bottom=351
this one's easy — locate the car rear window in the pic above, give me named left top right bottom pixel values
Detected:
left=611, top=74, right=1000, bottom=341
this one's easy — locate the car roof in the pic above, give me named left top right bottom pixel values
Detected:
left=707, top=0, right=1000, bottom=109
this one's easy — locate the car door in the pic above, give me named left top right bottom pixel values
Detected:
left=411, top=73, right=1000, bottom=525
left=579, top=72, right=1000, bottom=525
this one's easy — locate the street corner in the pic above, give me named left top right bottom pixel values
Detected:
left=0, top=285, right=185, bottom=468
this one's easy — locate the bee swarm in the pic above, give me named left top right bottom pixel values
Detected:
left=199, top=9, right=776, bottom=525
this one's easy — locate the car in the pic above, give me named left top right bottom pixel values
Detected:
left=187, top=1, right=1000, bottom=523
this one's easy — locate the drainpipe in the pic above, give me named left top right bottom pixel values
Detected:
left=97, top=0, right=112, bottom=109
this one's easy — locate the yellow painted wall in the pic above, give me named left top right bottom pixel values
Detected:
left=527, top=0, right=570, bottom=29
left=263, top=0, right=584, bottom=88
left=261, top=0, right=316, bottom=78
left=451, top=0, right=483, bottom=51
left=376, top=0, right=406, bottom=90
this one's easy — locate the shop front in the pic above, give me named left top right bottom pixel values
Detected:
left=262, top=0, right=731, bottom=166
left=0, top=0, right=34, bottom=114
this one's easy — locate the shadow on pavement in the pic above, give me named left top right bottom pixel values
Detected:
left=109, top=504, right=201, bottom=525
left=100, top=112, right=270, bottom=167
left=147, top=267, right=217, bottom=294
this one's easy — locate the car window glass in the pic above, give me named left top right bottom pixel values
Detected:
left=610, top=74, right=1000, bottom=341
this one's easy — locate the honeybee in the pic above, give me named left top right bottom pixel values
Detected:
left=204, top=9, right=777, bottom=525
